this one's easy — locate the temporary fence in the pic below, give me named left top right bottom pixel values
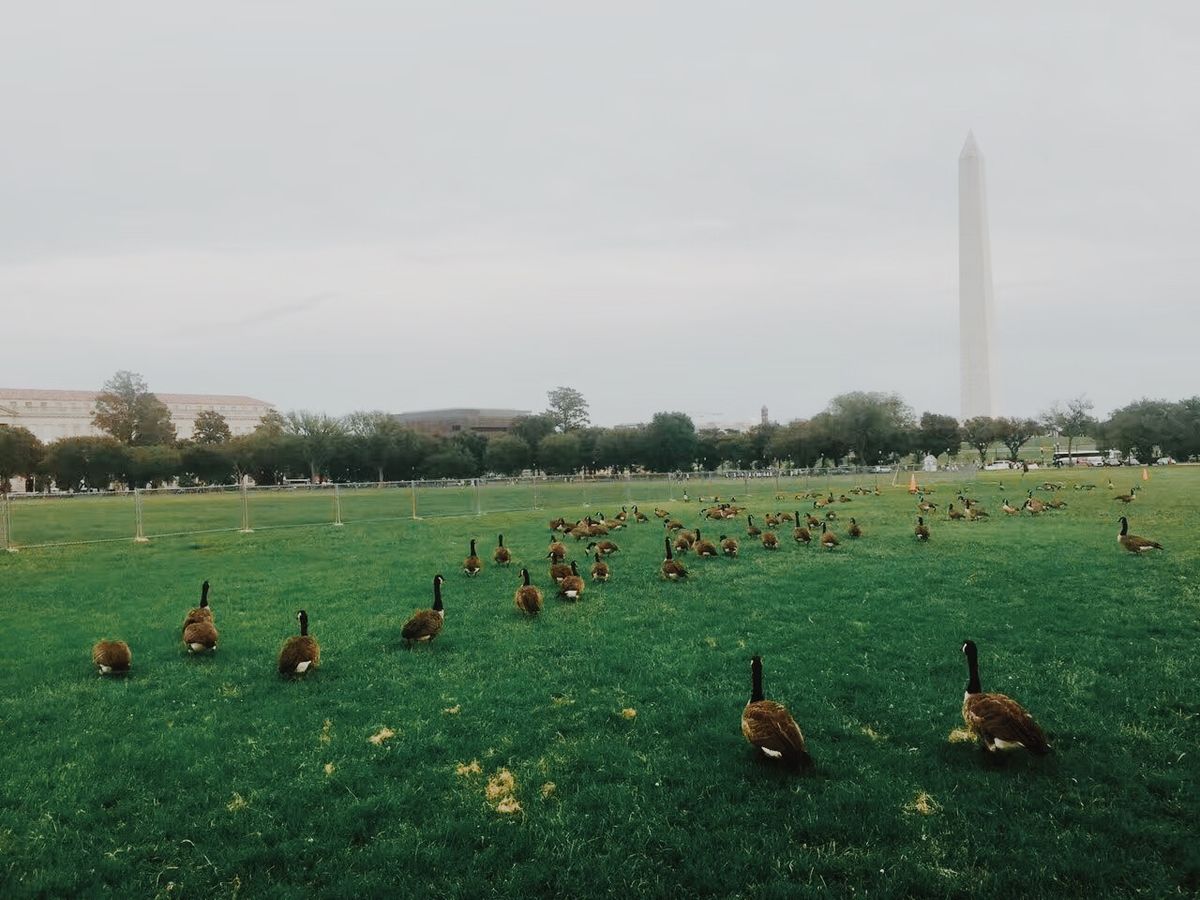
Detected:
left=1, top=465, right=987, bottom=552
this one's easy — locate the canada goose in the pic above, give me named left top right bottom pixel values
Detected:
left=634, top=506, right=649, bottom=523
left=764, top=513, right=781, bottom=528
left=741, top=656, right=813, bottom=771
left=569, top=522, right=591, bottom=541
left=819, top=522, right=839, bottom=550
left=1046, top=498, right=1067, bottom=510
left=661, top=537, right=688, bottom=580
left=654, top=507, right=669, bottom=519
left=558, top=562, right=585, bottom=600
left=586, top=540, right=619, bottom=556
left=590, top=553, right=610, bottom=582
left=915, top=516, right=930, bottom=541
left=1114, top=486, right=1138, bottom=504
left=693, top=528, right=719, bottom=557
left=666, top=519, right=685, bottom=532
left=967, top=505, right=989, bottom=520
left=761, top=530, right=779, bottom=550
left=960, top=640, right=1050, bottom=755
left=917, top=495, right=937, bottom=513
left=549, top=517, right=568, bottom=532
left=948, top=503, right=965, bottom=520
left=549, top=560, right=572, bottom=584
left=278, top=610, right=320, bottom=674
left=92, top=640, right=131, bottom=676
left=183, top=615, right=218, bottom=654
left=838, top=494, right=852, bottom=503
left=513, top=568, right=543, bottom=615
left=824, top=510, right=837, bottom=521
left=746, top=515, right=762, bottom=537
left=401, top=576, right=445, bottom=648
left=547, top=534, right=567, bottom=563
left=778, top=511, right=795, bottom=523
left=793, top=512, right=811, bottom=544
left=463, top=539, right=482, bottom=576
left=614, top=507, right=628, bottom=522
left=848, top=518, right=862, bottom=539
left=805, top=509, right=821, bottom=528
left=1118, top=516, right=1162, bottom=553
left=181, top=580, right=214, bottom=631
left=719, top=534, right=739, bottom=557
left=1024, top=491, right=1045, bottom=514
left=493, top=534, right=512, bottom=566
left=587, top=519, right=609, bottom=537
left=1001, top=498, right=1019, bottom=515
left=674, top=527, right=696, bottom=552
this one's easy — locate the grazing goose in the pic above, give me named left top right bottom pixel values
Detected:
left=948, top=503, right=965, bottom=521
left=590, top=553, right=610, bottom=582
left=1114, top=486, right=1138, bottom=504
left=819, top=522, right=839, bottom=550
left=960, top=640, right=1050, bottom=755
left=92, top=640, right=131, bottom=676
left=549, top=559, right=572, bottom=584
left=805, top=508, right=821, bottom=528
left=1117, top=516, right=1162, bottom=553
left=915, top=516, right=930, bottom=541
left=586, top=540, right=620, bottom=556
left=661, top=537, right=688, bottom=580
left=634, top=506, right=649, bottom=523
left=401, top=575, right=446, bottom=648
left=558, top=561, right=584, bottom=600
left=741, top=656, right=813, bottom=771
left=493, top=534, right=512, bottom=566
left=654, top=507, right=670, bottom=519
left=848, top=518, right=862, bottom=539
left=514, top=568, right=543, bottom=615
left=1001, top=498, right=1019, bottom=515
left=693, top=528, right=719, bottom=558
left=761, top=529, right=779, bottom=550
left=463, top=540, right=483, bottom=576
left=719, top=534, right=739, bottom=557
left=547, top=533, right=567, bottom=562
left=278, top=610, right=320, bottom=674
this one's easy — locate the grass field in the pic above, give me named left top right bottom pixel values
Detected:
left=1, top=469, right=1197, bottom=897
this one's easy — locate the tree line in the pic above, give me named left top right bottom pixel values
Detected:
left=1, top=375, right=1198, bottom=493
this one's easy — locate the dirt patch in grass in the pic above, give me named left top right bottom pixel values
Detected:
left=368, top=727, right=396, bottom=745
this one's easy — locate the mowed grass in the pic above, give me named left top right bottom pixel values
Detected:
left=1, top=470, right=1197, bottom=897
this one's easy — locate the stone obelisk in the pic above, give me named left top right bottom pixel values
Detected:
left=959, top=131, right=997, bottom=419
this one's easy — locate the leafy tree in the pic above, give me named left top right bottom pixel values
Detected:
left=744, top=423, right=780, bottom=468
left=694, top=428, right=725, bottom=471
left=914, top=413, right=962, bottom=459
left=0, top=426, right=44, bottom=490
left=192, top=409, right=232, bottom=445
left=92, top=370, right=177, bottom=446
left=994, top=417, right=1040, bottom=462
left=509, top=413, right=557, bottom=456
left=766, top=420, right=821, bottom=469
left=484, top=435, right=531, bottom=475
left=641, top=412, right=697, bottom=472
left=1041, top=395, right=1097, bottom=463
left=230, top=417, right=303, bottom=486
left=1174, top=397, right=1200, bottom=461
left=546, top=386, right=590, bottom=432
left=42, top=437, right=130, bottom=491
left=824, top=392, right=914, bottom=464
left=1100, top=399, right=1179, bottom=464
left=717, top=431, right=754, bottom=468
left=594, top=427, right=643, bottom=471
left=538, top=433, right=582, bottom=475
left=285, top=411, right=346, bottom=482
left=127, top=445, right=181, bottom=488
left=807, top=412, right=850, bottom=466
left=421, top=446, right=478, bottom=479
left=450, top=431, right=488, bottom=475
left=961, top=416, right=1000, bottom=465
left=180, top=443, right=235, bottom=485
left=256, top=409, right=288, bottom=435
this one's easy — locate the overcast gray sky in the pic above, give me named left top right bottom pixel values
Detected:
left=3, top=2, right=1197, bottom=426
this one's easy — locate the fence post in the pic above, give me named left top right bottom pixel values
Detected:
left=668, top=473, right=675, bottom=502
left=239, top=477, right=254, bottom=533
left=333, top=484, right=344, bottom=526
left=474, top=478, right=482, bottom=516
left=530, top=476, right=537, bottom=510
left=1, top=493, right=14, bottom=552
left=410, top=480, right=419, bottom=520
left=133, top=489, right=150, bottom=543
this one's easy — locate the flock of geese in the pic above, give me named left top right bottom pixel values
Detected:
left=89, top=485, right=1164, bottom=771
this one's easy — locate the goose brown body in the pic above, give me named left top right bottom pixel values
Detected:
left=402, top=576, right=445, bottom=647
left=742, top=656, right=812, bottom=771
left=182, top=580, right=213, bottom=631
left=720, top=535, right=739, bottom=557
left=493, top=534, right=512, bottom=565
left=693, top=529, right=719, bottom=557
left=558, top=561, right=585, bottom=600
left=463, top=540, right=482, bottom=576
left=915, top=517, right=930, bottom=541
left=761, top=531, right=779, bottom=550
left=183, top=619, right=219, bottom=653
left=514, top=568, right=543, bottom=615
left=1118, top=516, right=1162, bottom=553
left=746, top=515, right=761, bottom=537
left=960, top=640, right=1049, bottom=754
left=819, top=522, right=838, bottom=549
left=278, top=610, right=320, bottom=675
left=92, top=640, right=131, bottom=675
left=590, top=553, right=610, bottom=582
left=661, top=537, right=688, bottom=580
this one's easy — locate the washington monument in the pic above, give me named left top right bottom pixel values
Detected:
left=958, top=131, right=997, bottom=419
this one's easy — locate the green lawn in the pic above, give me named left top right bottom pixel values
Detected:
left=1, top=468, right=1197, bottom=897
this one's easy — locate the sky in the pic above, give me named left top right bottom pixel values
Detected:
left=2, top=2, right=1198, bottom=426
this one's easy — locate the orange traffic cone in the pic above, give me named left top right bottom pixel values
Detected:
left=1142, top=467, right=1150, bottom=482
left=908, top=473, right=918, bottom=494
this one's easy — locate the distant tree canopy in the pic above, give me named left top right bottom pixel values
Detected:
left=545, top=386, right=590, bottom=432
left=92, top=370, right=176, bottom=446
left=0, top=426, right=44, bottom=485
left=192, top=409, right=232, bottom=445
left=24, top=382, right=1200, bottom=492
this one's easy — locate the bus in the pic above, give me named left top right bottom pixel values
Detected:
left=1052, top=449, right=1119, bottom=467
